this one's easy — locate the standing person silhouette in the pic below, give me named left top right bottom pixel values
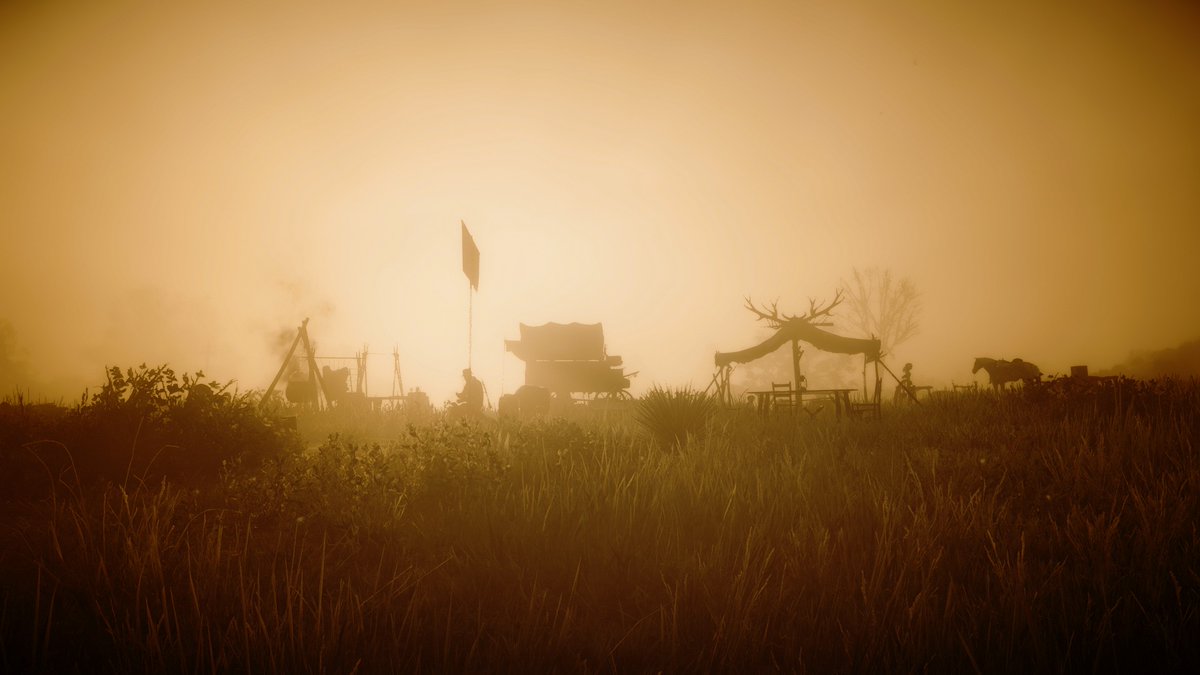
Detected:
left=894, top=363, right=915, bottom=404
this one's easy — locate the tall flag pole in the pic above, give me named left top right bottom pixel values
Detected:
left=461, top=221, right=480, bottom=369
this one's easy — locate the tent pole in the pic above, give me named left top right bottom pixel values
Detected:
left=262, top=318, right=307, bottom=410
left=468, top=285, right=473, bottom=371
left=791, top=339, right=803, bottom=392
left=300, top=323, right=326, bottom=411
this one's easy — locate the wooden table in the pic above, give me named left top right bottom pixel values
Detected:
left=748, top=388, right=858, bottom=419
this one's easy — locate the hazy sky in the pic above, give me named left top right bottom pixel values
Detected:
left=3, top=0, right=1198, bottom=403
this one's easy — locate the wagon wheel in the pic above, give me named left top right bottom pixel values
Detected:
left=601, top=389, right=633, bottom=402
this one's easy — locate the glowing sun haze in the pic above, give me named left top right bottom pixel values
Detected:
left=2, top=0, right=1198, bottom=403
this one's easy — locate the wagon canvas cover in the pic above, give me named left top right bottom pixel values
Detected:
left=505, top=322, right=607, bottom=362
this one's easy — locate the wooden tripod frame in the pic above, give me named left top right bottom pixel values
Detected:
left=261, top=318, right=327, bottom=411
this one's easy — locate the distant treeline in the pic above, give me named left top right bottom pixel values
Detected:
left=1100, top=337, right=1200, bottom=379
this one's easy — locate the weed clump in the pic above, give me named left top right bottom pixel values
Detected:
left=635, top=385, right=718, bottom=450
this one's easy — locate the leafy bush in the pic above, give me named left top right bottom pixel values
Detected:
left=221, top=420, right=506, bottom=528
left=635, top=385, right=718, bottom=450
left=0, top=364, right=293, bottom=496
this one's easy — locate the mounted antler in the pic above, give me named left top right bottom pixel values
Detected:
left=743, top=289, right=844, bottom=327
left=803, top=289, right=844, bottom=327
left=743, top=297, right=793, bottom=326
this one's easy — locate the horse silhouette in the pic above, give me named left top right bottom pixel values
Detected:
left=973, top=357, right=1042, bottom=390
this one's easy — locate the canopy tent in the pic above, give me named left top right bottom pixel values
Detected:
left=715, top=322, right=881, bottom=367
left=709, top=316, right=886, bottom=410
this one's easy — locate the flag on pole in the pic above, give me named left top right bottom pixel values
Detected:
left=461, top=221, right=479, bottom=290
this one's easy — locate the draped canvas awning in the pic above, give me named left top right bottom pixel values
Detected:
left=715, top=321, right=881, bottom=367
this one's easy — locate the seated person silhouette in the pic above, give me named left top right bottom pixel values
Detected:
left=453, top=368, right=485, bottom=417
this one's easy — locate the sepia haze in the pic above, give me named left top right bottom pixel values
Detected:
left=2, top=0, right=1198, bottom=405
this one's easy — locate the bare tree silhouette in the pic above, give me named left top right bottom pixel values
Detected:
left=840, top=267, right=922, bottom=356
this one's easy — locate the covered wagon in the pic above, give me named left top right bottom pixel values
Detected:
left=505, top=322, right=633, bottom=399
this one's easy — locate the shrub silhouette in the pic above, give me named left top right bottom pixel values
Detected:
left=1, top=364, right=292, bottom=496
left=635, top=385, right=717, bottom=450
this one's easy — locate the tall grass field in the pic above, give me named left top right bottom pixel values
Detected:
left=1, top=366, right=1197, bottom=673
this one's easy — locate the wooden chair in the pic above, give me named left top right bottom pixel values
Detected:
left=770, top=382, right=796, bottom=414
left=848, top=378, right=882, bottom=420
